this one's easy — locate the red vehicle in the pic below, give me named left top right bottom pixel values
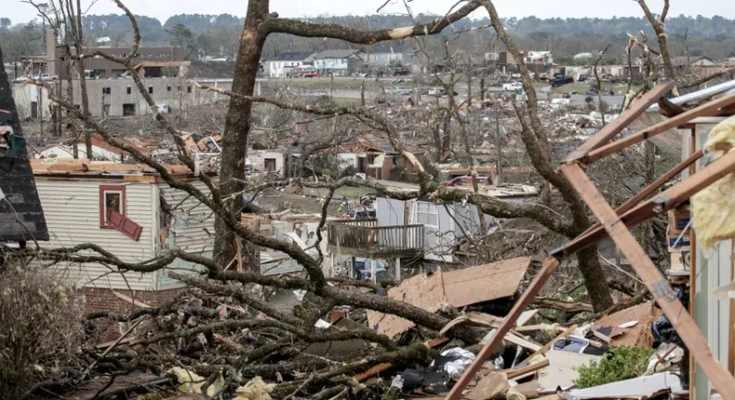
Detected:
left=296, top=66, right=322, bottom=78
left=442, top=176, right=491, bottom=187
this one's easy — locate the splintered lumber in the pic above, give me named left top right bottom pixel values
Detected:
left=521, top=324, right=577, bottom=365
left=465, top=373, right=510, bottom=400
left=561, top=162, right=735, bottom=400
left=552, top=146, right=735, bottom=259
left=500, top=359, right=550, bottom=380
left=113, top=291, right=152, bottom=308
left=586, top=91, right=735, bottom=163
left=352, top=337, right=448, bottom=382
left=444, top=256, right=561, bottom=400
left=564, top=82, right=674, bottom=162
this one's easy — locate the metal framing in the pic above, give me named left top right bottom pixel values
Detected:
left=445, top=83, right=735, bottom=400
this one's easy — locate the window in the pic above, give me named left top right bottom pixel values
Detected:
left=99, top=185, right=126, bottom=228
left=148, top=86, right=154, bottom=94
left=127, top=86, right=132, bottom=95
left=102, top=87, right=111, bottom=95
left=167, top=86, right=172, bottom=92
left=187, top=86, right=192, bottom=93
left=415, top=202, right=438, bottom=226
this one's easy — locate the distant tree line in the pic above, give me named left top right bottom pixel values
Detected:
left=3, top=13, right=735, bottom=66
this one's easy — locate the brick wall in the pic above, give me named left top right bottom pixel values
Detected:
left=81, top=287, right=184, bottom=340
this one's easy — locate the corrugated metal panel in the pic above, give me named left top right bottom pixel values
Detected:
left=160, top=181, right=215, bottom=253
left=35, top=179, right=156, bottom=291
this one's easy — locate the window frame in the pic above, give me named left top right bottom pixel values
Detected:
left=99, top=185, right=126, bottom=228
left=415, top=201, right=439, bottom=227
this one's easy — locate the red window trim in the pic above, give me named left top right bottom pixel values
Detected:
left=99, top=185, right=126, bottom=228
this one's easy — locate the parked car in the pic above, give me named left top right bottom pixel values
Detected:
left=36, top=73, right=56, bottom=82
left=586, top=87, right=598, bottom=96
left=386, top=86, right=412, bottom=95
left=428, top=87, right=459, bottom=97
left=550, top=76, right=574, bottom=87
left=502, top=82, right=523, bottom=92
left=442, top=176, right=491, bottom=187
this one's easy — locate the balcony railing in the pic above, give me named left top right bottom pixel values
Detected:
left=327, top=219, right=425, bottom=258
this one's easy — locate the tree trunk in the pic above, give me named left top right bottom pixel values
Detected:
left=214, top=0, right=269, bottom=272
left=577, top=247, right=614, bottom=311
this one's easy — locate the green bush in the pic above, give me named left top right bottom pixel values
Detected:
left=574, top=345, right=654, bottom=388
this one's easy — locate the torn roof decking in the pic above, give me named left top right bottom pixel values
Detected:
left=30, top=159, right=212, bottom=183
left=367, top=257, right=531, bottom=338
left=0, top=45, right=49, bottom=242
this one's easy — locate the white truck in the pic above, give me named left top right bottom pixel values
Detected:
left=502, top=82, right=523, bottom=92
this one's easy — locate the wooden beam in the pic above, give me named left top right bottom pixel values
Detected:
left=564, top=82, right=674, bottom=163
left=444, top=256, right=561, bottom=400
left=500, top=359, right=550, bottom=380
left=573, top=148, right=704, bottom=242
left=553, top=146, right=735, bottom=259
left=560, top=163, right=735, bottom=400
left=520, top=324, right=577, bottom=365
left=586, top=92, right=735, bottom=163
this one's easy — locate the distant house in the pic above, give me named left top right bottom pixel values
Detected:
left=364, top=45, right=414, bottom=67
left=312, top=50, right=365, bottom=76
left=670, top=56, right=721, bottom=78
left=321, top=137, right=425, bottom=181
left=248, top=148, right=287, bottom=175
left=268, top=52, right=314, bottom=78
left=485, top=50, right=553, bottom=74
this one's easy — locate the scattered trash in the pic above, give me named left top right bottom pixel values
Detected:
left=167, top=367, right=224, bottom=397
left=233, top=377, right=276, bottom=400
left=431, top=347, right=476, bottom=376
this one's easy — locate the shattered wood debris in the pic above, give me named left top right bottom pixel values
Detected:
left=367, top=257, right=531, bottom=338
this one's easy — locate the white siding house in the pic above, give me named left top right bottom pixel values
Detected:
left=268, top=52, right=314, bottom=78
left=34, top=169, right=215, bottom=291
left=312, top=50, right=364, bottom=76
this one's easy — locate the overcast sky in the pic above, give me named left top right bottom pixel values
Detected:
left=6, top=0, right=735, bottom=25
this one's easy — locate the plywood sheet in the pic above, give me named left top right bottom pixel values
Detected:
left=538, top=350, right=601, bottom=391
left=593, top=301, right=662, bottom=347
left=443, top=257, right=531, bottom=307
left=366, top=269, right=447, bottom=338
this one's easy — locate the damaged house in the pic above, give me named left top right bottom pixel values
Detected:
left=30, top=159, right=215, bottom=312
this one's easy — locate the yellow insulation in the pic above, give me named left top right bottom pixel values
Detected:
left=692, top=115, right=735, bottom=249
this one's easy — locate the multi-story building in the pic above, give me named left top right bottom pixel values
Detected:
left=312, top=50, right=364, bottom=76
left=21, top=30, right=186, bottom=79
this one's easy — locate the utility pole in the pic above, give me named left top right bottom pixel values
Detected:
left=495, top=100, right=501, bottom=185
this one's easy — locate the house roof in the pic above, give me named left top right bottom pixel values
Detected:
left=367, top=45, right=412, bottom=54
left=0, top=46, right=49, bottom=242
left=671, top=55, right=714, bottom=67
left=68, top=135, right=151, bottom=156
left=332, top=138, right=386, bottom=154
left=312, top=50, right=361, bottom=59
left=31, top=159, right=208, bottom=182
left=271, top=52, right=313, bottom=61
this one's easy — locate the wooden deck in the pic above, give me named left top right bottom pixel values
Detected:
left=327, top=219, right=425, bottom=258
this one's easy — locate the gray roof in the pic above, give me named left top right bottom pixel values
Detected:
left=0, top=46, right=49, bottom=243
left=271, top=52, right=313, bottom=61
left=312, top=50, right=361, bottom=59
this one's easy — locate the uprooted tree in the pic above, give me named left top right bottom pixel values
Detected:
left=6, top=0, right=692, bottom=397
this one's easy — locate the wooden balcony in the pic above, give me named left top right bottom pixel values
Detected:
left=327, top=219, right=425, bottom=258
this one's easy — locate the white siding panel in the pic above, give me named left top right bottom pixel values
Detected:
left=36, top=179, right=156, bottom=291
left=160, top=181, right=215, bottom=253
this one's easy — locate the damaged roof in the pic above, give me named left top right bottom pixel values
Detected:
left=0, top=45, right=49, bottom=242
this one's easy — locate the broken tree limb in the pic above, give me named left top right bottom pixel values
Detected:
left=561, top=162, right=735, bottom=400
left=532, top=297, right=594, bottom=313
left=352, top=337, right=448, bottom=382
